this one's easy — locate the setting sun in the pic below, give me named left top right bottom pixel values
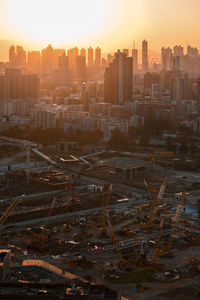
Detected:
left=6, top=0, right=108, bottom=46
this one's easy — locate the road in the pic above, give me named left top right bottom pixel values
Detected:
left=0, top=197, right=148, bottom=233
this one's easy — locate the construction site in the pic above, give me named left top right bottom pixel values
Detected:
left=0, top=136, right=200, bottom=299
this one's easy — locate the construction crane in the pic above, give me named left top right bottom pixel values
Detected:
left=151, top=215, right=166, bottom=265
left=144, top=179, right=155, bottom=203
left=141, top=174, right=168, bottom=229
left=0, top=196, right=21, bottom=226
left=154, top=191, right=186, bottom=258
left=106, top=215, right=138, bottom=270
left=149, top=152, right=174, bottom=169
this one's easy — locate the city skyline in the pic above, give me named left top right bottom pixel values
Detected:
left=0, top=0, right=200, bottom=59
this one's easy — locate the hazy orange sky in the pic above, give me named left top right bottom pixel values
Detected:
left=0, top=0, right=200, bottom=53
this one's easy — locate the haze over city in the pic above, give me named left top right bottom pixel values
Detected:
left=0, top=0, right=200, bottom=59
left=1, top=1, right=200, bottom=300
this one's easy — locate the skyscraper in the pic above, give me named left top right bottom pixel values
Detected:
left=104, top=50, right=133, bottom=105
left=142, top=40, right=148, bottom=72
left=88, top=47, right=94, bottom=67
left=132, top=48, right=138, bottom=73
left=95, top=47, right=101, bottom=66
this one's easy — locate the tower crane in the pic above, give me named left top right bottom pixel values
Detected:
left=154, top=191, right=186, bottom=258
left=141, top=174, right=168, bottom=229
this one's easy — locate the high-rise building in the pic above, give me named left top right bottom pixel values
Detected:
left=88, top=47, right=94, bottom=67
left=76, top=56, right=86, bottom=81
left=9, top=46, right=16, bottom=67
left=123, top=49, right=129, bottom=56
left=42, top=45, right=65, bottom=72
left=58, top=53, right=69, bottom=69
left=171, top=71, right=184, bottom=102
left=107, top=54, right=114, bottom=64
left=173, top=45, right=184, bottom=57
left=187, top=45, right=198, bottom=56
left=173, top=56, right=180, bottom=71
left=9, top=45, right=26, bottom=67
left=173, top=45, right=184, bottom=70
left=95, top=47, right=101, bottom=66
left=142, top=40, right=148, bottom=72
left=16, top=46, right=26, bottom=66
left=152, top=83, right=161, bottom=98
left=104, top=50, right=133, bottom=105
left=0, top=68, right=39, bottom=102
left=132, top=48, right=138, bottom=73
left=80, top=48, right=86, bottom=57
left=161, top=47, right=173, bottom=71
left=27, top=51, right=41, bottom=72
left=67, top=47, right=79, bottom=68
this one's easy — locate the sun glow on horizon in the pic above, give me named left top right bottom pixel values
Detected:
left=6, top=0, right=109, bottom=46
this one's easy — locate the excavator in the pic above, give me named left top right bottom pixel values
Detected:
left=140, top=174, right=168, bottom=230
